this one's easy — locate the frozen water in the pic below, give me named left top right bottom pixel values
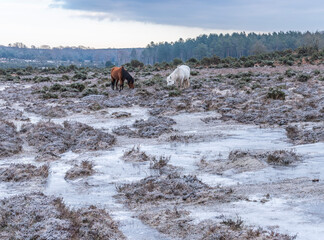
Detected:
left=1, top=97, right=323, bottom=239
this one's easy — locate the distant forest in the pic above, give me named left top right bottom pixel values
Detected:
left=0, top=45, right=143, bottom=68
left=141, top=31, right=324, bottom=64
left=0, top=31, right=323, bottom=67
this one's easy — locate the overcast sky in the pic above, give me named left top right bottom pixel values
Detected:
left=0, top=0, right=323, bottom=48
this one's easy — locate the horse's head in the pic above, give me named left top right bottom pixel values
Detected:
left=127, top=76, right=135, bottom=89
left=166, top=75, right=174, bottom=86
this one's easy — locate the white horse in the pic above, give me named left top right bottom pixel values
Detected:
left=166, top=65, right=190, bottom=89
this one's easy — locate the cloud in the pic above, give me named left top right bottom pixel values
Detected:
left=51, top=0, right=324, bottom=31
left=0, top=0, right=237, bottom=48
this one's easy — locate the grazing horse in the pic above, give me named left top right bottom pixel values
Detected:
left=111, top=66, right=134, bottom=91
left=166, top=65, right=190, bottom=89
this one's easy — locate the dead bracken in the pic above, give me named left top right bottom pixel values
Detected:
left=111, top=111, right=131, bottom=118
left=0, top=193, right=125, bottom=240
left=149, top=155, right=171, bottom=169
left=112, top=125, right=136, bottom=137
left=0, top=120, right=23, bottom=158
left=286, top=125, right=324, bottom=144
left=266, top=149, right=300, bottom=166
left=113, top=116, right=177, bottom=138
left=0, top=107, right=29, bottom=121
left=64, top=160, right=95, bottom=180
left=169, top=134, right=195, bottom=143
left=20, top=120, right=115, bottom=160
left=122, top=145, right=150, bottom=162
left=117, top=173, right=239, bottom=205
left=63, top=121, right=116, bottom=152
left=132, top=116, right=176, bottom=138
left=118, top=174, right=209, bottom=204
left=0, top=164, right=49, bottom=182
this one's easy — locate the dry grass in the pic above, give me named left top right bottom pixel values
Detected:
left=0, top=164, right=49, bottom=182
left=149, top=155, right=171, bottom=169
left=0, top=193, right=126, bottom=239
left=64, top=160, right=95, bottom=180
left=266, top=149, right=300, bottom=166
left=122, top=145, right=150, bottom=162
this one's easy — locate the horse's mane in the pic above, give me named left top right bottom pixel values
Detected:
left=122, top=67, right=134, bottom=83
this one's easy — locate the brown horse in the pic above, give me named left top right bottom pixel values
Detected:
left=111, top=66, right=134, bottom=91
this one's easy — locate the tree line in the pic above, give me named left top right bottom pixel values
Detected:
left=0, top=45, right=143, bottom=67
left=0, top=31, right=323, bottom=67
left=139, top=31, right=324, bottom=64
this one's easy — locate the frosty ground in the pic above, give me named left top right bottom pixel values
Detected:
left=0, top=64, right=324, bottom=239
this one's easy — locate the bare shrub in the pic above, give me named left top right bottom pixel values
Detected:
left=0, top=164, right=49, bottom=182
left=64, top=160, right=95, bottom=180
left=0, top=120, right=23, bottom=158
left=21, top=121, right=115, bottom=160
left=169, top=134, right=194, bottom=143
left=221, top=215, right=244, bottom=230
left=267, top=149, right=300, bottom=166
left=149, top=155, right=171, bottom=169
left=122, top=145, right=150, bottom=162
left=0, top=193, right=125, bottom=239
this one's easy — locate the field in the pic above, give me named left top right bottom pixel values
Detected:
left=0, top=63, right=324, bottom=239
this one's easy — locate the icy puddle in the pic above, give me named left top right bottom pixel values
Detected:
left=134, top=120, right=324, bottom=239
left=44, top=149, right=171, bottom=240
left=51, top=106, right=150, bottom=131
left=228, top=197, right=324, bottom=240
left=0, top=83, right=32, bottom=92
left=1, top=106, right=324, bottom=239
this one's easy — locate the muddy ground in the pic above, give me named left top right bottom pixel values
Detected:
left=0, top=64, right=324, bottom=239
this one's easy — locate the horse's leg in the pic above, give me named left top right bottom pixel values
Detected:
left=183, top=78, right=188, bottom=88
left=119, top=82, right=122, bottom=92
left=117, top=79, right=119, bottom=92
left=111, top=78, right=115, bottom=90
left=115, top=80, right=119, bottom=91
